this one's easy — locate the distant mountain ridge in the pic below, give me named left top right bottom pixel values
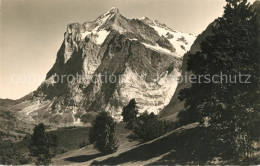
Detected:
left=0, top=98, right=16, bottom=107
left=0, top=93, right=32, bottom=107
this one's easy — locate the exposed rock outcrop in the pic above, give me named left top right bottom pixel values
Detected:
left=14, top=7, right=196, bottom=126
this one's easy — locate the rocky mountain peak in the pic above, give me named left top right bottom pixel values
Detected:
left=19, top=8, right=196, bottom=126
left=94, top=7, right=121, bottom=23
left=140, top=16, right=153, bottom=24
left=106, top=7, right=120, bottom=14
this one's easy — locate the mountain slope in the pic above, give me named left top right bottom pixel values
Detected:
left=51, top=123, right=198, bottom=165
left=11, top=7, right=196, bottom=126
left=160, top=1, right=260, bottom=119
left=159, top=21, right=216, bottom=118
left=0, top=93, right=34, bottom=141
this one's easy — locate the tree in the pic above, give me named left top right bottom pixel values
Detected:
left=89, top=111, right=119, bottom=154
left=29, top=123, right=58, bottom=165
left=122, top=99, right=138, bottom=129
left=132, top=111, right=176, bottom=142
left=178, top=0, right=259, bottom=161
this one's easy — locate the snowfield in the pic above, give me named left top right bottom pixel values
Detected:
left=141, top=17, right=196, bottom=57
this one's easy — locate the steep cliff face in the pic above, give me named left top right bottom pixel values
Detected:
left=159, top=21, right=216, bottom=119
left=14, top=7, right=195, bottom=126
left=160, top=1, right=260, bottom=120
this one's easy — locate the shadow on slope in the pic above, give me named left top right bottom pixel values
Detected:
left=64, top=153, right=102, bottom=163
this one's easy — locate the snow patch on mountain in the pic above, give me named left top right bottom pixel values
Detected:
left=141, top=42, right=172, bottom=55
left=141, top=17, right=196, bottom=57
left=152, top=25, right=196, bottom=56
left=96, top=30, right=110, bottom=45
left=93, top=15, right=111, bottom=31
left=80, top=29, right=110, bottom=45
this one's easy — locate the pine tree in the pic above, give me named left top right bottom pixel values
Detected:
left=122, top=99, right=139, bottom=129
left=29, top=123, right=58, bottom=165
left=89, top=111, right=119, bottom=154
left=178, top=0, right=259, bottom=161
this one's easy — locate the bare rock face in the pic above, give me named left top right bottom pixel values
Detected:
left=157, top=36, right=176, bottom=52
left=15, top=7, right=196, bottom=126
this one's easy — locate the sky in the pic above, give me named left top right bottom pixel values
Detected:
left=0, top=0, right=256, bottom=99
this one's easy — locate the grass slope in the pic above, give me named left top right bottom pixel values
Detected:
left=51, top=123, right=198, bottom=165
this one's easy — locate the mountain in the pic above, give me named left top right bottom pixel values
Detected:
left=7, top=7, right=196, bottom=127
left=0, top=93, right=32, bottom=107
left=160, top=1, right=260, bottom=119
left=0, top=94, right=33, bottom=141
left=0, top=99, right=16, bottom=107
